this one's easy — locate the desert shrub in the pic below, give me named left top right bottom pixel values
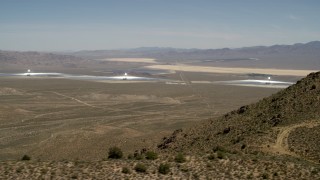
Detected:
left=127, top=154, right=133, bottom=159
left=108, top=146, right=123, bottom=159
left=21, top=155, right=31, bottom=161
left=241, top=144, right=247, bottom=149
left=122, top=167, right=131, bottom=174
left=71, top=175, right=77, bottom=179
left=217, top=151, right=226, bottom=159
left=175, top=153, right=186, bottom=163
left=252, top=158, right=258, bottom=162
left=180, top=166, right=189, bottom=172
left=134, top=163, right=147, bottom=173
left=40, top=168, right=48, bottom=174
left=262, top=173, right=269, bottom=179
left=208, top=154, right=215, bottom=160
left=193, top=173, right=200, bottom=179
left=135, top=154, right=144, bottom=160
left=311, top=169, right=319, bottom=175
left=223, top=127, right=231, bottom=134
left=16, top=167, right=23, bottom=173
left=145, top=151, right=158, bottom=160
left=231, top=136, right=244, bottom=144
left=158, top=163, right=170, bottom=174
left=213, top=145, right=226, bottom=153
left=206, top=163, right=212, bottom=168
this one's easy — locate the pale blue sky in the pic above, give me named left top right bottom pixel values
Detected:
left=1, top=0, right=320, bottom=51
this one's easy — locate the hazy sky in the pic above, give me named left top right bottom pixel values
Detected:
left=1, top=0, right=320, bottom=51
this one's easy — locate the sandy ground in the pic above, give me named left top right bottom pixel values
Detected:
left=0, top=76, right=280, bottom=161
left=146, top=64, right=317, bottom=76
left=95, top=80, right=157, bottom=84
left=99, top=58, right=157, bottom=63
left=223, top=84, right=289, bottom=89
left=190, top=81, right=289, bottom=89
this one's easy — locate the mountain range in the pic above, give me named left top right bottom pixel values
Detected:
left=60, top=41, right=320, bottom=69
left=1, top=41, right=320, bottom=70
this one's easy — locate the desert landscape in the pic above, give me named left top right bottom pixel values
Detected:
left=145, top=64, right=316, bottom=76
left=0, top=69, right=282, bottom=161
left=0, top=49, right=319, bottom=179
left=100, top=58, right=157, bottom=63
left=1, top=1, right=320, bottom=179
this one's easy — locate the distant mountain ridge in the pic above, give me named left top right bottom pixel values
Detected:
left=68, top=41, right=320, bottom=57
left=65, top=41, right=320, bottom=69
left=1, top=41, right=320, bottom=70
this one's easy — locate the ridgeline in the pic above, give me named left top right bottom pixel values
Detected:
left=159, top=71, right=320, bottom=162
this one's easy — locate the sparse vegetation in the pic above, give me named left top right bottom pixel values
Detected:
left=1, top=152, right=320, bottom=179
left=71, top=174, right=77, bottom=179
left=311, top=169, right=319, bottom=175
left=207, top=154, right=215, bottom=160
left=158, top=163, right=170, bottom=174
left=158, top=72, right=320, bottom=166
left=145, top=151, right=158, bottom=160
left=217, top=151, right=226, bottom=159
left=108, top=146, right=123, bottom=159
left=175, top=153, right=186, bottom=163
left=21, top=155, right=31, bottom=161
left=213, top=145, right=226, bottom=153
left=122, top=167, right=131, bottom=174
left=262, top=173, right=269, bottom=179
left=134, top=163, right=147, bottom=173
left=241, top=144, right=246, bottom=149
left=135, top=154, right=144, bottom=160
left=179, top=165, right=189, bottom=172
left=193, top=173, right=200, bottom=179
left=127, top=154, right=133, bottom=159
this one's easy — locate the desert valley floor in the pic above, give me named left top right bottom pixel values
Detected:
left=0, top=71, right=291, bottom=161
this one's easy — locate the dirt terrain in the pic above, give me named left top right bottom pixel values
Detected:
left=0, top=72, right=281, bottom=161
left=146, top=64, right=317, bottom=76
left=0, top=73, right=319, bottom=179
left=1, top=50, right=319, bottom=178
left=100, top=58, right=157, bottom=63
left=267, top=120, right=320, bottom=157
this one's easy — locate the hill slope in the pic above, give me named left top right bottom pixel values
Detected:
left=158, top=71, right=320, bottom=162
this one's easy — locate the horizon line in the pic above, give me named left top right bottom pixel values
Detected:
left=0, top=40, right=319, bottom=52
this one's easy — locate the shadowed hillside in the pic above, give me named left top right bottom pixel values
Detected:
left=158, top=71, right=320, bottom=162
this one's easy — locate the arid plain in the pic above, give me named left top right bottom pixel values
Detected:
left=0, top=59, right=294, bottom=161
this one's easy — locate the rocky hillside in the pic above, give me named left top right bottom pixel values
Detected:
left=158, top=71, right=320, bottom=162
